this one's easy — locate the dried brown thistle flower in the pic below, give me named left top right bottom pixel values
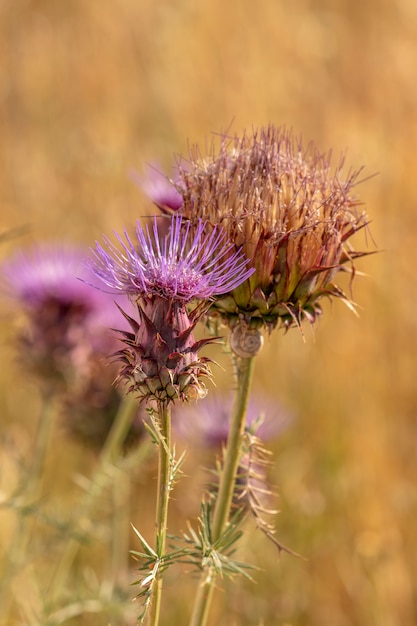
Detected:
left=172, top=125, right=370, bottom=332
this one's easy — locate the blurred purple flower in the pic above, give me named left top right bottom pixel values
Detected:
left=133, top=164, right=184, bottom=213
left=2, top=245, right=100, bottom=309
left=1, top=244, right=127, bottom=381
left=1, top=243, right=145, bottom=449
left=173, top=392, right=291, bottom=447
left=62, top=378, right=145, bottom=452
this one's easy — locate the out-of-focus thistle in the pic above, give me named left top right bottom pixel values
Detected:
left=135, top=163, right=184, bottom=213
left=1, top=244, right=143, bottom=449
left=152, top=126, right=370, bottom=334
left=1, top=245, right=119, bottom=384
left=86, top=215, right=254, bottom=404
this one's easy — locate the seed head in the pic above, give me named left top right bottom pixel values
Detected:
left=171, top=125, right=370, bottom=331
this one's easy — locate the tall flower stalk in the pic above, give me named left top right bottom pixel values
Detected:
left=147, top=400, right=171, bottom=626
left=86, top=214, right=253, bottom=625
left=210, top=356, right=256, bottom=540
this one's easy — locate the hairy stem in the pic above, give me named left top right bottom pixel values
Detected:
left=148, top=401, right=172, bottom=626
left=189, top=356, right=256, bottom=626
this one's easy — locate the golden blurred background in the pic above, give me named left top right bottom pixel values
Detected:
left=1, top=0, right=416, bottom=625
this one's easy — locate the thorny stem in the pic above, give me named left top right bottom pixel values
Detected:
left=147, top=401, right=172, bottom=626
left=47, top=395, right=138, bottom=606
left=189, top=356, right=256, bottom=626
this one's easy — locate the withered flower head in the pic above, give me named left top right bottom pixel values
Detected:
left=86, top=215, right=254, bottom=403
left=170, top=125, right=369, bottom=332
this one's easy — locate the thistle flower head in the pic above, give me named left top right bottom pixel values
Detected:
left=135, top=164, right=184, bottom=213
left=2, top=246, right=101, bottom=310
left=169, top=125, right=370, bottom=331
left=86, top=214, right=254, bottom=303
left=1, top=244, right=141, bottom=451
left=87, top=215, right=254, bottom=403
left=1, top=244, right=123, bottom=382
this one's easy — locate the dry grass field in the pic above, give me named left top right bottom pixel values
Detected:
left=1, top=1, right=417, bottom=625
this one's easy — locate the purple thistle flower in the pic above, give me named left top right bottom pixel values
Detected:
left=1, top=244, right=144, bottom=449
left=86, top=214, right=254, bottom=302
left=2, top=246, right=101, bottom=310
left=86, top=215, right=254, bottom=403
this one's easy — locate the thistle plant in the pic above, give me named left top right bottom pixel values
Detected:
left=0, top=125, right=371, bottom=625
left=154, top=126, right=368, bottom=330
left=142, top=125, right=371, bottom=626
left=86, top=214, right=254, bottom=625
left=1, top=244, right=143, bottom=448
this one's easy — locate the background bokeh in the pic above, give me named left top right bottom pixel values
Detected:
left=1, top=1, right=416, bottom=625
